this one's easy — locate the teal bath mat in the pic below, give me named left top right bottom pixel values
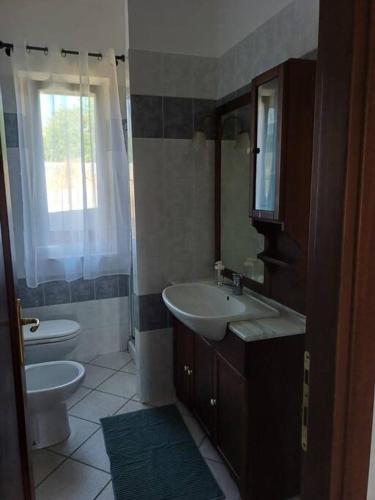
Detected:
left=101, top=405, right=224, bottom=500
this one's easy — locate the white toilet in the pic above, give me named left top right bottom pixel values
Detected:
left=23, top=319, right=81, bottom=364
left=26, top=360, right=85, bottom=449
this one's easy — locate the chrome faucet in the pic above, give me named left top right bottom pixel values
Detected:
left=232, top=273, right=243, bottom=295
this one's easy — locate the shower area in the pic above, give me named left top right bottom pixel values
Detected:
left=0, top=0, right=136, bottom=371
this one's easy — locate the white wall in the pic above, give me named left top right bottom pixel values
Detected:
left=216, top=0, right=294, bottom=55
left=0, top=0, right=126, bottom=52
left=127, top=0, right=217, bottom=57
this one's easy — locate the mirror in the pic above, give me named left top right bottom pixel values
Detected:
left=254, top=78, right=279, bottom=213
left=218, top=98, right=265, bottom=284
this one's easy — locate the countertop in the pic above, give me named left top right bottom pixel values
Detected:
left=228, top=309, right=306, bottom=342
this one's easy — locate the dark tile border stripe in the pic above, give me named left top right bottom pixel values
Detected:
left=17, top=274, right=129, bottom=308
left=131, top=95, right=217, bottom=140
left=134, top=293, right=171, bottom=332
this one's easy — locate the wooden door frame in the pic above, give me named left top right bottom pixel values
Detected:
left=302, top=0, right=375, bottom=498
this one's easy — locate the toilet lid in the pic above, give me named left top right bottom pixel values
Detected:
left=23, top=319, right=80, bottom=345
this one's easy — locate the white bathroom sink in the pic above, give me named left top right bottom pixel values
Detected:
left=162, top=282, right=279, bottom=341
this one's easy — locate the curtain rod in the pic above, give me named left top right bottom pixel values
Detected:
left=0, top=41, right=125, bottom=65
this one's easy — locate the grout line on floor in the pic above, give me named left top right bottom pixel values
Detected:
left=67, top=411, right=102, bottom=426
left=34, top=456, right=69, bottom=489
left=67, top=454, right=112, bottom=475
left=92, top=478, right=112, bottom=500
left=68, top=388, right=95, bottom=411
left=94, top=387, right=136, bottom=399
left=48, top=422, right=101, bottom=458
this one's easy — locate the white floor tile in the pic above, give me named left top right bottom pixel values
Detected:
left=31, top=449, right=65, bottom=486
left=206, top=459, right=240, bottom=500
left=115, top=399, right=151, bottom=415
left=182, top=414, right=205, bottom=446
left=96, top=482, right=115, bottom=500
left=49, top=416, right=99, bottom=456
left=97, top=371, right=137, bottom=398
left=35, top=459, right=110, bottom=500
left=120, top=359, right=136, bottom=374
left=72, top=429, right=110, bottom=472
left=66, top=386, right=91, bottom=410
left=82, top=364, right=116, bottom=389
left=199, top=437, right=223, bottom=463
left=91, top=351, right=131, bottom=370
left=69, top=390, right=128, bottom=423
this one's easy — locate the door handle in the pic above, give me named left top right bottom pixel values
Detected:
left=21, top=317, right=40, bottom=333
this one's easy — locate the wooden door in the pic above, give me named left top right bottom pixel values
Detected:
left=215, top=353, right=248, bottom=481
left=302, top=0, right=375, bottom=498
left=173, top=320, right=194, bottom=407
left=193, top=334, right=215, bottom=436
left=0, top=95, right=34, bottom=498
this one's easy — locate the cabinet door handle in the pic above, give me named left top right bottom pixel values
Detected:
left=210, top=398, right=217, bottom=407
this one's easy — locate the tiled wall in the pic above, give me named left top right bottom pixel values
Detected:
left=18, top=275, right=129, bottom=308
left=129, top=49, right=217, bottom=334
left=217, top=0, right=319, bottom=98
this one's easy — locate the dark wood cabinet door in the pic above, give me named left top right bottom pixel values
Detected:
left=173, top=320, right=194, bottom=406
left=215, top=354, right=248, bottom=481
left=192, top=334, right=215, bottom=436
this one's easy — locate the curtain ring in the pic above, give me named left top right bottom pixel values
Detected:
left=44, top=47, right=48, bottom=56
left=61, top=49, right=67, bottom=58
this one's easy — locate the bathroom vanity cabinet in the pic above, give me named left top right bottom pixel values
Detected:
left=173, top=318, right=304, bottom=500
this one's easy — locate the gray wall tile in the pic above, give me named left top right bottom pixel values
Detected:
left=118, top=275, right=129, bottom=297
left=17, top=279, right=44, bottom=308
left=43, top=281, right=71, bottom=306
left=17, top=274, right=129, bottom=306
left=135, top=293, right=171, bottom=331
left=4, top=113, right=18, bottom=148
left=129, top=50, right=163, bottom=96
left=193, top=99, right=217, bottom=140
left=131, top=95, right=163, bottom=138
left=95, top=275, right=119, bottom=299
left=70, top=278, right=95, bottom=303
left=163, top=97, right=193, bottom=139
left=191, top=57, right=218, bottom=100
left=162, top=53, right=192, bottom=98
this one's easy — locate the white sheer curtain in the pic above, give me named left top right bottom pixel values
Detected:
left=12, top=47, right=130, bottom=287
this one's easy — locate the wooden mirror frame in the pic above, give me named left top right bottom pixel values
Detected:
left=214, top=93, right=270, bottom=296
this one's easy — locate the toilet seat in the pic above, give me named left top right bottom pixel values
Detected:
left=23, top=319, right=80, bottom=346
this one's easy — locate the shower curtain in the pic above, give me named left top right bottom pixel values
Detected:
left=12, top=47, right=131, bottom=287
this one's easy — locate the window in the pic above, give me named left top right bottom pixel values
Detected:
left=40, top=91, right=98, bottom=213
left=13, top=48, right=131, bottom=286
